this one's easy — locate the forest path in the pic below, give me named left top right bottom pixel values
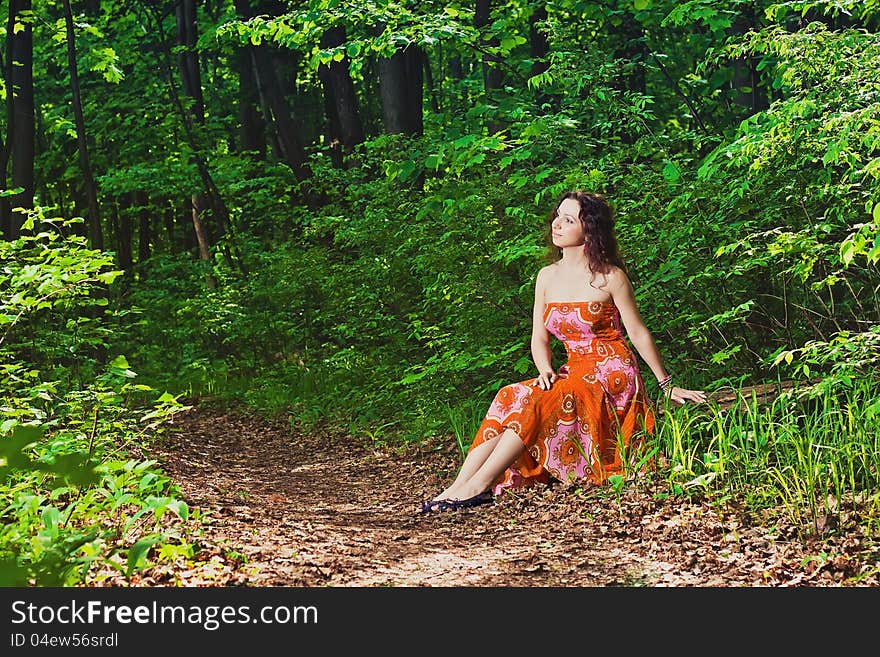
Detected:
left=141, top=404, right=865, bottom=587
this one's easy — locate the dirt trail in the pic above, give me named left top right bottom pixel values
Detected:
left=139, top=405, right=872, bottom=587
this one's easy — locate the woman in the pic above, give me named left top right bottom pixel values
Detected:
left=420, top=191, right=707, bottom=513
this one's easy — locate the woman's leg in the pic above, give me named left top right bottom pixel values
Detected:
left=433, top=428, right=525, bottom=501
left=432, top=434, right=500, bottom=501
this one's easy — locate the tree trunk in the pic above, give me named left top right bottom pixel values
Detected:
left=446, top=48, right=464, bottom=117
left=528, top=4, right=557, bottom=113
left=404, top=47, right=424, bottom=137
left=250, top=45, right=311, bottom=180
left=191, top=194, right=212, bottom=273
left=63, top=0, right=102, bottom=250
left=377, top=36, right=424, bottom=137
left=116, top=195, right=133, bottom=275
left=7, top=0, right=34, bottom=238
left=475, top=0, right=503, bottom=133
left=250, top=49, right=283, bottom=161
left=233, top=0, right=265, bottom=157
left=475, top=0, right=503, bottom=92
left=0, top=33, right=9, bottom=239
left=175, top=0, right=214, bottom=286
left=423, top=46, right=440, bottom=113
left=529, top=4, right=549, bottom=79
left=163, top=204, right=176, bottom=253
left=180, top=203, right=196, bottom=253
left=176, top=0, right=205, bottom=122
left=378, top=50, right=408, bottom=134
left=729, top=10, right=769, bottom=114
left=317, top=26, right=365, bottom=167
left=320, top=65, right=344, bottom=169
left=136, top=190, right=151, bottom=266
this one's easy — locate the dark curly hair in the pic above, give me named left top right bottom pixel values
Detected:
left=544, top=190, right=629, bottom=285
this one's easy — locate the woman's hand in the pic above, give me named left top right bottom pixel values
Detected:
left=668, top=386, right=708, bottom=405
left=533, top=369, right=558, bottom=391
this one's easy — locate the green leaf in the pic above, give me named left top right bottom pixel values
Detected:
left=0, top=424, right=45, bottom=470
left=840, top=239, right=855, bottom=267
left=109, top=355, right=130, bottom=370
left=662, top=160, right=681, bottom=184
left=0, top=558, right=30, bottom=586
left=126, top=536, right=161, bottom=578
left=868, top=237, right=880, bottom=264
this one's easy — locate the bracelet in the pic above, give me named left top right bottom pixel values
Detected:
left=658, top=375, right=673, bottom=396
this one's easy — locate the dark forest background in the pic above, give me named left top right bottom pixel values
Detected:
left=2, top=0, right=878, bottom=585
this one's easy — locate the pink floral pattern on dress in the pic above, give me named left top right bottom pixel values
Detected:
left=467, top=300, right=656, bottom=495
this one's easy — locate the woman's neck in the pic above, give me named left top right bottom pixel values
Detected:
left=557, top=246, right=590, bottom=270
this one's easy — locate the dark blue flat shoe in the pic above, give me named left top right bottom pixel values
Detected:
left=419, top=498, right=454, bottom=514
left=446, top=490, right=494, bottom=511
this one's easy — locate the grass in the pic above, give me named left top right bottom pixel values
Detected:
left=653, top=377, right=880, bottom=543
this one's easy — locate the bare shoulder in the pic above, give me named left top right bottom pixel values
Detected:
left=605, top=265, right=632, bottom=290
left=533, top=265, right=555, bottom=305
left=536, top=263, right=556, bottom=278
left=535, top=263, right=557, bottom=286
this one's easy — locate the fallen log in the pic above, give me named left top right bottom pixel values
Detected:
left=704, top=379, right=822, bottom=410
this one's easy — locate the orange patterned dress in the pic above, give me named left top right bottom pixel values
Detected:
left=469, top=300, right=656, bottom=494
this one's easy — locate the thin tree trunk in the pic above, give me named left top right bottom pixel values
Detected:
left=251, top=45, right=311, bottom=180
left=191, top=195, right=211, bottom=266
left=729, top=10, right=769, bottom=114
left=0, top=36, right=9, bottom=239
left=8, top=0, right=34, bottom=238
left=320, top=62, right=344, bottom=168
left=180, top=203, right=196, bottom=253
left=116, top=195, right=133, bottom=275
left=446, top=47, right=464, bottom=116
left=404, top=47, right=424, bottom=137
left=143, top=0, right=247, bottom=280
left=238, top=48, right=265, bottom=156
left=233, top=0, right=265, bottom=156
left=136, top=190, right=151, bottom=266
left=176, top=0, right=205, bottom=121
left=249, top=48, right=283, bottom=161
left=529, top=4, right=557, bottom=113
left=175, top=0, right=214, bottom=287
left=475, top=0, right=502, bottom=92
left=423, top=46, right=440, bottom=113
left=475, top=0, right=503, bottom=133
left=163, top=204, right=176, bottom=252
left=63, top=0, right=102, bottom=250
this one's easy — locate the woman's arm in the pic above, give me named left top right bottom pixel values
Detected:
left=530, top=266, right=557, bottom=390
left=607, top=267, right=707, bottom=404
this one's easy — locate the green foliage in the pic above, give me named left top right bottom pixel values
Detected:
left=672, top=21, right=880, bottom=385
left=0, top=211, right=192, bottom=585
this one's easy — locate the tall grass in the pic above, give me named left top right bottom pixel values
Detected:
left=653, top=378, right=880, bottom=542
left=446, top=399, right=487, bottom=458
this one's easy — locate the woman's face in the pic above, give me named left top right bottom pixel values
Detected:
left=551, top=198, right=585, bottom=248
